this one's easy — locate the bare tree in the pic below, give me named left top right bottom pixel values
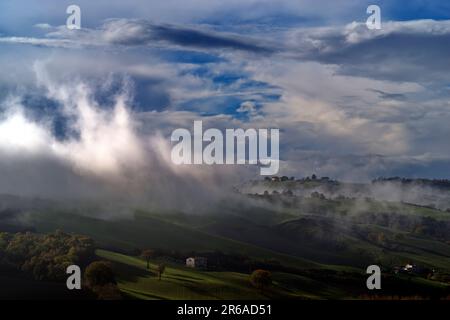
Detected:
left=158, top=263, right=166, bottom=281
left=141, top=249, right=154, bottom=269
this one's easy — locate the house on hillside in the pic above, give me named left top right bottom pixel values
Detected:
left=186, top=257, right=207, bottom=269
left=394, top=263, right=434, bottom=277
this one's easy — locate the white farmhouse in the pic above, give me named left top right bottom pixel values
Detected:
left=186, top=257, right=207, bottom=269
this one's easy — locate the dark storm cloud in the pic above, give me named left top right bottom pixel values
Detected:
left=288, top=20, right=450, bottom=83
left=149, top=23, right=274, bottom=53
left=99, top=19, right=275, bottom=53
left=367, top=89, right=407, bottom=101
left=0, top=19, right=276, bottom=55
left=317, top=33, right=450, bottom=82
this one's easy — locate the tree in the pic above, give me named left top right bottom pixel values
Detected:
left=250, top=269, right=272, bottom=291
left=158, top=263, right=166, bottom=281
left=85, top=261, right=116, bottom=287
left=91, top=283, right=122, bottom=300
left=141, top=249, right=154, bottom=269
left=84, top=261, right=121, bottom=300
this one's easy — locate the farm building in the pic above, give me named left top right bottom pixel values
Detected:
left=186, top=257, right=207, bottom=269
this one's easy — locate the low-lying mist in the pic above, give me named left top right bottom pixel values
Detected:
left=241, top=177, right=450, bottom=212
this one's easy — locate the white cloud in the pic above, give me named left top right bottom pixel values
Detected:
left=0, top=110, right=51, bottom=154
left=237, top=101, right=257, bottom=115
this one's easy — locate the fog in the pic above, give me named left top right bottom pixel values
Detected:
left=0, top=63, right=249, bottom=216
left=240, top=177, right=450, bottom=212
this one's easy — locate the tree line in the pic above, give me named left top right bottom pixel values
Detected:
left=0, top=230, right=95, bottom=281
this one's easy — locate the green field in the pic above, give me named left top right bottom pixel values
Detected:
left=97, top=249, right=450, bottom=300
left=17, top=196, right=450, bottom=275
left=2, top=188, right=450, bottom=299
left=96, top=250, right=349, bottom=300
left=27, top=210, right=319, bottom=269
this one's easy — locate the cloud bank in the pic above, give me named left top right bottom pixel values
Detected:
left=0, top=63, right=251, bottom=214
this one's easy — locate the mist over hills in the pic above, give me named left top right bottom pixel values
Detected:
left=240, top=175, right=450, bottom=211
left=2, top=175, right=450, bottom=299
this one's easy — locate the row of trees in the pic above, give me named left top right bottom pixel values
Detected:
left=372, top=177, right=450, bottom=189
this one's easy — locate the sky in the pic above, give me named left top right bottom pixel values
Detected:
left=0, top=0, right=450, bottom=204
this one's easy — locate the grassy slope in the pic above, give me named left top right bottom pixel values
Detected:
left=97, top=249, right=450, bottom=300
left=148, top=203, right=450, bottom=271
left=3, top=194, right=450, bottom=300
left=28, top=210, right=318, bottom=269
left=25, top=196, right=450, bottom=272
left=97, top=249, right=348, bottom=300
